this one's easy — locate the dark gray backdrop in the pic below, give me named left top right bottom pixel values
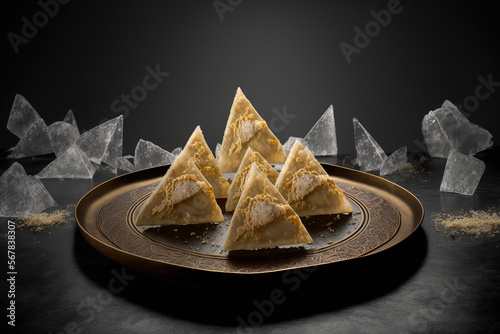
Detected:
left=3, top=0, right=499, bottom=156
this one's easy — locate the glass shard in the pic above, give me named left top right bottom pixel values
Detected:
left=116, top=156, right=135, bottom=172
left=8, top=119, right=53, bottom=159
left=76, top=116, right=121, bottom=164
left=63, top=109, right=79, bottom=132
left=380, top=146, right=407, bottom=176
left=422, top=103, right=493, bottom=158
left=102, top=115, right=123, bottom=168
left=134, top=139, right=175, bottom=170
left=302, top=105, right=337, bottom=156
left=48, top=121, right=80, bottom=157
left=37, top=144, right=96, bottom=179
left=282, top=136, right=303, bottom=154
left=353, top=118, right=387, bottom=171
left=0, top=162, right=57, bottom=217
left=440, top=151, right=485, bottom=195
left=7, top=94, right=42, bottom=139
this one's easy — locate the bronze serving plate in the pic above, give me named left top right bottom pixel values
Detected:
left=75, top=164, right=423, bottom=277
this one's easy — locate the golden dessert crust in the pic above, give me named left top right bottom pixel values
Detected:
left=223, top=163, right=312, bottom=251
left=275, top=140, right=353, bottom=216
left=219, top=88, right=287, bottom=173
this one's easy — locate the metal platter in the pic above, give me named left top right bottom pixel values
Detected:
left=75, top=163, right=423, bottom=277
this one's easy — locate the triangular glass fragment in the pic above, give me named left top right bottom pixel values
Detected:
left=380, top=146, right=407, bottom=176
left=223, top=163, right=312, bottom=251
left=63, top=109, right=79, bottom=132
left=282, top=136, right=303, bottom=154
left=275, top=140, right=352, bottom=216
left=7, top=94, right=42, bottom=139
left=102, top=115, right=123, bottom=168
left=76, top=116, right=121, bottom=164
left=48, top=121, right=80, bottom=157
left=422, top=103, right=493, bottom=158
left=135, top=158, right=224, bottom=226
left=8, top=119, right=53, bottom=159
left=0, top=162, right=57, bottom=217
left=175, top=126, right=229, bottom=198
left=36, top=144, right=96, bottom=179
left=218, top=88, right=287, bottom=172
left=353, top=118, right=387, bottom=171
left=116, top=156, right=135, bottom=172
left=134, top=139, right=175, bottom=170
left=440, top=151, right=485, bottom=195
left=226, top=147, right=279, bottom=212
left=302, top=105, right=337, bottom=156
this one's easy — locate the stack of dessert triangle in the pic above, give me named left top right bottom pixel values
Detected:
left=135, top=87, right=352, bottom=251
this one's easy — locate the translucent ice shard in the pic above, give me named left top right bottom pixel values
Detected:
left=76, top=116, right=121, bottom=165
left=282, top=136, right=303, bottom=154
left=171, top=147, right=183, bottom=157
left=302, top=105, right=337, bottom=156
left=63, top=109, right=79, bottom=132
left=116, top=156, right=135, bottom=172
left=7, top=94, right=42, bottom=139
left=8, top=119, right=53, bottom=159
left=215, top=143, right=222, bottom=160
left=440, top=151, right=485, bottom=195
left=380, top=146, right=407, bottom=176
left=0, top=162, right=57, bottom=217
left=102, top=115, right=123, bottom=168
left=37, top=144, right=96, bottom=179
left=353, top=118, right=387, bottom=171
left=48, top=121, right=80, bottom=157
left=134, top=139, right=175, bottom=170
left=422, top=103, right=493, bottom=158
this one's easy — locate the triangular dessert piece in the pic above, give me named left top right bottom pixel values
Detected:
left=218, top=88, right=287, bottom=173
left=223, top=163, right=312, bottom=251
left=136, top=158, right=224, bottom=226
left=36, top=144, right=96, bottom=179
left=176, top=126, right=229, bottom=198
left=275, top=140, right=352, bottom=216
left=225, top=147, right=279, bottom=212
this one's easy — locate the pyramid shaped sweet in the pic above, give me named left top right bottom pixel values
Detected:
left=135, top=157, right=224, bottom=226
left=218, top=88, right=287, bottom=173
left=176, top=126, right=229, bottom=198
left=275, top=140, right=352, bottom=216
left=7, top=94, right=42, bottom=139
left=223, top=163, right=312, bottom=251
left=225, top=147, right=279, bottom=212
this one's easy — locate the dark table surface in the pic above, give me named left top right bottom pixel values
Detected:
left=1, top=148, right=499, bottom=334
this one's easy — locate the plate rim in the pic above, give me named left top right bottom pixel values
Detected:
left=75, top=163, right=424, bottom=276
